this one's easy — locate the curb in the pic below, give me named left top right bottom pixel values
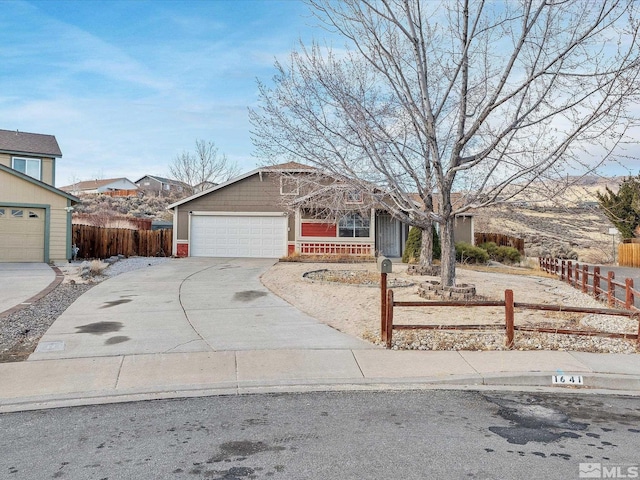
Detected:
left=1, top=372, right=639, bottom=414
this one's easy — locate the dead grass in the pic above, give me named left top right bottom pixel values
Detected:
left=460, top=263, right=557, bottom=278
left=89, top=260, right=108, bottom=276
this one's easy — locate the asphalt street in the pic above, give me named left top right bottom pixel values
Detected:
left=583, top=264, right=640, bottom=309
left=2, top=390, right=639, bottom=480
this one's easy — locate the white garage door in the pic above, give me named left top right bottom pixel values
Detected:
left=190, top=214, right=287, bottom=258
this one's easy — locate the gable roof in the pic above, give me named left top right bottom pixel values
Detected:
left=262, top=161, right=316, bottom=172
left=0, top=164, right=79, bottom=203
left=59, top=177, right=136, bottom=191
left=135, top=175, right=187, bottom=186
left=0, top=129, right=62, bottom=157
left=167, top=161, right=314, bottom=209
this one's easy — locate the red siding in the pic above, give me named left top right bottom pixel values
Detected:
left=301, top=222, right=337, bottom=237
left=176, top=243, right=189, bottom=257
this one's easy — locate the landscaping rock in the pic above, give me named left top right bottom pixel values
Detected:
left=417, top=280, right=477, bottom=300
left=407, top=265, right=441, bottom=276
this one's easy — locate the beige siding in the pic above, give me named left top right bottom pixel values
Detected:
left=41, top=157, right=54, bottom=185
left=175, top=173, right=291, bottom=241
left=0, top=170, right=71, bottom=262
left=0, top=153, right=10, bottom=169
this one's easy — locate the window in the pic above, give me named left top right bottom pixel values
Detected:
left=345, top=190, right=363, bottom=204
left=29, top=211, right=39, bottom=218
left=0, top=208, right=4, bottom=217
left=338, top=212, right=370, bottom=238
left=12, top=157, right=41, bottom=180
left=11, top=209, right=23, bottom=218
left=280, top=177, right=299, bottom=195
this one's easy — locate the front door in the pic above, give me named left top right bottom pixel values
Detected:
left=376, top=213, right=401, bottom=257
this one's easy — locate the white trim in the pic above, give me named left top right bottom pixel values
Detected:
left=189, top=211, right=287, bottom=217
left=280, top=176, right=299, bottom=195
left=172, top=210, right=179, bottom=255
left=12, top=156, right=41, bottom=181
left=345, top=190, right=364, bottom=204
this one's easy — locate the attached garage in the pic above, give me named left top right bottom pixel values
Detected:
left=190, top=213, right=287, bottom=258
left=0, top=206, right=46, bottom=262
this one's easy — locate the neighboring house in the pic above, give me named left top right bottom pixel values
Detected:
left=167, top=161, right=474, bottom=259
left=60, top=177, right=138, bottom=195
left=0, top=128, right=79, bottom=263
left=192, top=181, right=217, bottom=194
left=135, top=175, right=186, bottom=196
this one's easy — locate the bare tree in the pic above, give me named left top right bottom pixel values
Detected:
left=169, top=140, right=240, bottom=196
left=251, top=0, right=640, bottom=286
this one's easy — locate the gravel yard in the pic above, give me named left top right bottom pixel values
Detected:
left=0, top=257, right=169, bottom=362
left=262, top=261, right=640, bottom=354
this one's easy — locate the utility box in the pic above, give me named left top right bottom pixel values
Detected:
left=377, top=256, right=392, bottom=274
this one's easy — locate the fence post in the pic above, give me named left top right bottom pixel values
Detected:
left=380, top=272, right=387, bottom=343
left=554, top=258, right=559, bottom=274
left=608, top=271, right=615, bottom=307
left=385, top=289, right=394, bottom=349
left=561, top=260, right=566, bottom=281
left=582, top=265, right=588, bottom=293
left=505, top=289, right=515, bottom=349
left=625, top=278, right=634, bottom=310
left=574, top=262, right=580, bottom=288
left=567, top=261, right=572, bottom=284
left=593, top=267, right=600, bottom=299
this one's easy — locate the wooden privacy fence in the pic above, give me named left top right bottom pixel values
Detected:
left=381, top=288, right=640, bottom=349
left=538, top=257, right=639, bottom=311
left=72, top=224, right=172, bottom=259
left=619, top=243, right=640, bottom=268
left=474, top=232, right=525, bottom=254
left=101, top=189, right=139, bottom=197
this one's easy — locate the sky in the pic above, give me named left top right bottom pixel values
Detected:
left=1, top=0, right=318, bottom=187
left=1, top=0, right=638, bottom=189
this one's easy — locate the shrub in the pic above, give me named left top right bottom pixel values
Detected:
left=495, top=246, right=521, bottom=264
left=479, top=242, right=499, bottom=257
left=455, top=242, right=489, bottom=264
left=402, top=226, right=421, bottom=263
left=402, top=226, right=441, bottom=263
left=478, top=242, right=521, bottom=264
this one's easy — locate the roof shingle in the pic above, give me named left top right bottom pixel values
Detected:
left=0, top=129, right=62, bottom=157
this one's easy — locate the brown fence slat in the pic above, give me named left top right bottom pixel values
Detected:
left=474, top=232, right=525, bottom=254
left=72, top=224, right=172, bottom=259
left=618, top=243, right=640, bottom=268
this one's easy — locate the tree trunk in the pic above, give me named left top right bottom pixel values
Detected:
left=440, top=216, right=456, bottom=287
left=418, top=221, right=433, bottom=267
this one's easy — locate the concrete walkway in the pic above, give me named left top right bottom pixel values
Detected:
left=0, top=257, right=638, bottom=413
left=2, top=349, right=640, bottom=412
left=0, top=263, right=58, bottom=316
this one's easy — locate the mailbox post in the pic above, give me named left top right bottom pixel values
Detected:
left=377, top=256, right=392, bottom=342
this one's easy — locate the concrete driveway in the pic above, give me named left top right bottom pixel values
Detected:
left=29, top=257, right=373, bottom=360
left=0, top=263, right=57, bottom=316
